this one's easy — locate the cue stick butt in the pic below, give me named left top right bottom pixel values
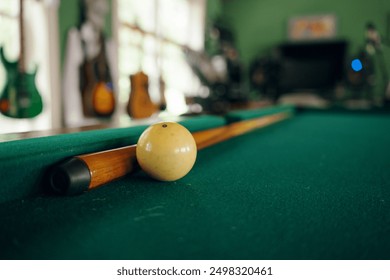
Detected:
left=49, top=157, right=91, bottom=195
left=50, top=145, right=138, bottom=195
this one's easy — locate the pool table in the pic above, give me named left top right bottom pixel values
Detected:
left=0, top=105, right=389, bottom=260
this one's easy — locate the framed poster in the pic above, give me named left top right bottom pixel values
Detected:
left=288, top=14, right=337, bottom=41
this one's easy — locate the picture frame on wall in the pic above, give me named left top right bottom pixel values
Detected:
left=288, top=14, right=337, bottom=41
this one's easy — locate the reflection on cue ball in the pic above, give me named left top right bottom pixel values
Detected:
left=136, top=122, right=197, bottom=181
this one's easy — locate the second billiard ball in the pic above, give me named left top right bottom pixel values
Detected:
left=136, top=122, right=197, bottom=181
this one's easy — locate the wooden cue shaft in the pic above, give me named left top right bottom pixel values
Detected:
left=50, top=112, right=291, bottom=194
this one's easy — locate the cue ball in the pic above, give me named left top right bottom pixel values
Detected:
left=136, top=122, right=197, bottom=181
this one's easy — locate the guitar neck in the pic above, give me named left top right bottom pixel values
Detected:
left=96, top=33, right=109, bottom=80
left=18, top=0, right=25, bottom=73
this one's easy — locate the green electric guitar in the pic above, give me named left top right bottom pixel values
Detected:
left=0, top=0, right=43, bottom=118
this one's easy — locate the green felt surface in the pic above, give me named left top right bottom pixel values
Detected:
left=225, top=104, right=295, bottom=122
left=0, top=115, right=225, bottom=204
left=1, top=111, right=389, bottom=260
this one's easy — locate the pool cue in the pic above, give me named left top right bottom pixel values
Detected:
left=49, top=112, right=291, bottom=195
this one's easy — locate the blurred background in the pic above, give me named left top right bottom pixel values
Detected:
left=0, top=0, right=389, bottom=134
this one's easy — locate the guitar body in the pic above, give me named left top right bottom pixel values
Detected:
left=0, top=47, right=43, bottom=118
left=92, top=81, right=115, bottom=116
left=80, top=61, right=115, bottom=117
left=80, top=35, right=115, bottom=118
left=127, top=72, right=159, bottom=119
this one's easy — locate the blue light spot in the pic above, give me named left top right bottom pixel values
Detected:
left=351, top=59, right=363, bottom=72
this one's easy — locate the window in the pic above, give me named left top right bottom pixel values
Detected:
left=0, top=0, right=60, bottom=134
left=115, top=0, right=205, bottom=118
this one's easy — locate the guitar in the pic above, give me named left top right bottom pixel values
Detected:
left=79, top=33, right=115, bottom=117
left=126, top=23, right=166, bottom=119
left=127, top=71, right=159, bottom=119
left=0, top=0, right=43, bottom=119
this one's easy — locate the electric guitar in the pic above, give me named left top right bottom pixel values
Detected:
left=0, top=0, right=43, bottom=118
left=80, top=33, right=115, bottom=117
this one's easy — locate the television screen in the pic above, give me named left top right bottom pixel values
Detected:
left=278, top=41, right=347, bottom=92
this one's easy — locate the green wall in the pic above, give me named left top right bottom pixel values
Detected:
left=220, top=0, right=390, bottom=66
left=206, top=0, right=223, bottom=22
left=58, top=0, right=79, bottom=65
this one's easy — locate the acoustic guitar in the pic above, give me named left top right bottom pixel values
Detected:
left=0, top=0, right=43, bottom=119
left=127, top=71, right=159, bottom=119
left=126, top=24, right=166, bottom=119
left=80, top=33, right=115, bottom=117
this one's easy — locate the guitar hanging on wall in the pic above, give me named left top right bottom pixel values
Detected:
left=127, top=71, right=159, bottom=119
left=79, top=33, right=116, bottom=117
left=127, top=26, right=166, bottom=119
left=0, top=0, right=43, bottom=118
